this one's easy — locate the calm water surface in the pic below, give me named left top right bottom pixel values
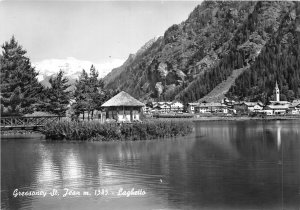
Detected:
left=1, top=120, right=300, bottom=210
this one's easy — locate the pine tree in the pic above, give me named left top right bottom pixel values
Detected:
left=72, top=69, right=90, bottom=120
left=72, top=67, right=101, bottom=120
left=0, top=36, right=44, bottom=116
left=72, top=65, right=117, bottom=120
left=40, top=70, right=71, bottom=116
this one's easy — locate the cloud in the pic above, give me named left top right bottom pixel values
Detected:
left=33, top=57, right=125, bottom=81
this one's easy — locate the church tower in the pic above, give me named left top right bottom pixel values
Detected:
left=275, top=81, right=280, bottom=102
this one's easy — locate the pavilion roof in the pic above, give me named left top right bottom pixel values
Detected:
left=101, top=91, right=145, bottom=107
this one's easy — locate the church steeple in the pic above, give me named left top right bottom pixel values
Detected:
left=275, top=81, right=280, bottom=102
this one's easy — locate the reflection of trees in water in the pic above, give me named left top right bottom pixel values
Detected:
left=41, top=123, right=299, bottom=209
left=231, top=121, right=300, bottom=162
left=3, top=122, right=299, bottom=210
left=191, top=121, right=300, bottom=208
left=231, top=121, right=300, bottom=208
left=233, top=124, right=278, bottom=161
left=36, top=137, right=197, bottom=209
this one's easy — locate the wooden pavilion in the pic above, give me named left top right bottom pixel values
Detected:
left=101, top=91, right=145, bottom=122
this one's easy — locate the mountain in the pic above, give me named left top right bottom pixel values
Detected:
left=226, top=2, right=300, bottom=103
left=34, top=57, right=124, bottom=84
left=104, top=36, right=159, bottom=86
left=39, top=74, right=77, bottom=91
left=104, top=1, right=300, bottom=104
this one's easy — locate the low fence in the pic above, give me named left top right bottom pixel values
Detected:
left=0, top=116, right=63, bottom=130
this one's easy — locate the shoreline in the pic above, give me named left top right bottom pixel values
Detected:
left=192, top=115, right=300, bottom=121
left=149, top=114, right=300, bottom=122
left=1, top=116, right=299, bottom=138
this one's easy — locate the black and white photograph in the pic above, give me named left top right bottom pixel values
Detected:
left=1, top=0, right=300, bottom=209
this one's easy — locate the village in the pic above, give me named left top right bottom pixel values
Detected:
left=143, top=97, right=300, bottom=117
left=141, top=82, right=300, bottom=117
left=98, top=82, right=300, bottom=123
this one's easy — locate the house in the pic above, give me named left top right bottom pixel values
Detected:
left=264, top=103, right=290, bottom=115
left=242, top=102, right=264, bottom=112
left=159, top=103, right=171, bottom=113
left=150, top=101, right=183, bottom=114
left=233, top=102, right=249, bottom=115
left=222, top=98, right=236, bottom=109
left=101, top=91, right=145, bottom=122
left=187, top=103, right=199, bottom=114
left=196, top=102, right=228, bottom=114
left=152, top=102, right=171, bottom=113
left=151, top=103, right=162, bottom=114
left=142, top=106, right=152, bottom=114
left=292, top=99, right=300, bottom=103
left=170, top=102, right=184, bottom=112
left=197, top=103, right=210, bottom=113
left=253, top=103, right=264, bottom=112
left=288, top=101, right=300, bottom=115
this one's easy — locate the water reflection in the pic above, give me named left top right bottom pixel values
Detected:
left=194, top=120, right=300, bottom=209
left=1, top=120, right=300, bottom=210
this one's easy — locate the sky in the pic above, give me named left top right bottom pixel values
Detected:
left=0, top=1, right=201, bottom=78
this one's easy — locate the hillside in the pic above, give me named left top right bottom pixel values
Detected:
left=104, top=36, right=159, bottom=86
left=198, top=65, right=249, bottom=103
left=104, top=1, right=298, bottom=104
left=227, top=2, right=300, bottom=103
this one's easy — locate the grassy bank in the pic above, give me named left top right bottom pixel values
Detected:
left=40, top=120, right=193, bottom=141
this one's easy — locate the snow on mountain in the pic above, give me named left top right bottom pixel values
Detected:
left=33, top=57, right=125, bottom=81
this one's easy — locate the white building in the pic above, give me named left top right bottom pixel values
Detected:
left=264, top=82, right=291, bottom=115
left=243, top=102, right=263, bottom=112
left=149, top=101, right=183, bottom=114
left=197, top=102, right=228, bottom=114
left=289, top=101, right=300, bottom=115
left=170, top=102, right=184, bottom=112
left=101, top=91, right=145, bottom=122
left=187, top=103, right=199, bottom=114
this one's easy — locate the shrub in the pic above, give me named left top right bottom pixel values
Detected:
left=40, top=120, right=193, bottom=141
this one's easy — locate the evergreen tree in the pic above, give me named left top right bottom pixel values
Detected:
left=0, top=36, right=44, bottom=116
left=72, top=69, right=89, bottom=120
left=72, top=65, right=118, bottom=120
left=88, top=65, right=106, bottom=117
left=39, top=70, right=71, bottom=116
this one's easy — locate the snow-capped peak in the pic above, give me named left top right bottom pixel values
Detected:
left=33, top=57, right=125, bottom=81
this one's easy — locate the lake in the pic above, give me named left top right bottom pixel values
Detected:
left=1, top=120, right=300, bottom=210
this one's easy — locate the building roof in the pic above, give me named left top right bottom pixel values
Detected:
left=269, top=101, right=290, bottom=105
left=188, top=103, right=199, bottom=106
left=243, top=102, right=258, bottom=107
left=101, top=91, right=145, bottom=107
left=292, top=99, right=300, bottom=103
left=198, top=102, right=227, bottom=107
left=160, top=104, right=170, bottom=108
left=290, top=102, right=300, bottom=108
left=171, top=102, right=184, bottom=107
left=265, top=104, right=289, bottom=110
left=152, top=101, right=175, bottom=106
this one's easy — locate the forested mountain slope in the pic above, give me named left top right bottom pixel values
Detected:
left=104, top=1, right=298, bottom=104
left=227, top=2, right=300, bottom=103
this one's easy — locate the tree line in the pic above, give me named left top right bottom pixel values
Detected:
left=0, top=36, right=117, bottom=118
